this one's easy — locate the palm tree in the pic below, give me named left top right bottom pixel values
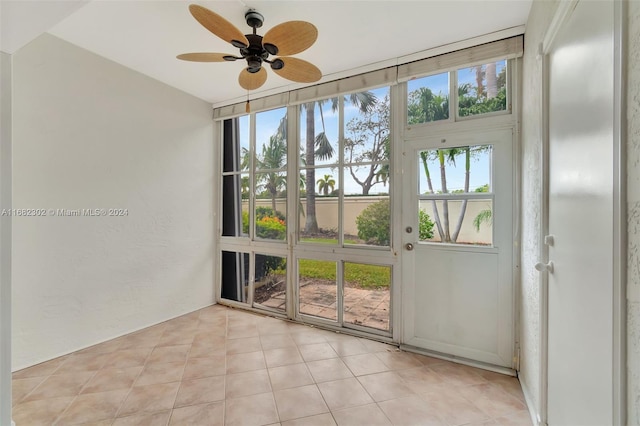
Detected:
left=303, top=92, right=377, bottom=233
left=257, top=134, right=287, bottom=213
left=421, top=146, right=488, bottom=243
left=316, top=174, right=336, bottom=196
left=408, top=87, right=448, bottom=124
left=485, top=62, right=498, bottom=99
left=240, top=176, right=250, bottom=199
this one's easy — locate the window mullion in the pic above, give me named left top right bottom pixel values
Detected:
left=450, top=70, right=458, bottom=122
left=286, top=104, right=298, bottom=319
left=250, top=113, right=256, bottom=241
left=338, top=96, right=345, bottom=247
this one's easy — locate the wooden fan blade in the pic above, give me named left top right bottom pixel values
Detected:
left=239, top=67, right=267, bottom=90
left=176, top=53, right=233, bottom=62
left=273, top=57, right=322, bottom=83
left=189, top=4, right=249, bottom=48
left=263, top=21, right=318, bottom=56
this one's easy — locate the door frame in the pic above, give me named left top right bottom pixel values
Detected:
left=538, top=0, right=627, bottom=424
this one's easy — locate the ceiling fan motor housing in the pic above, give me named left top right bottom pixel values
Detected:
left=241, top=34, right=271, bottom=72
left=245, top=10, right=264, bottom=28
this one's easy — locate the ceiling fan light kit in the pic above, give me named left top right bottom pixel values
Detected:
left=177, top=3, right=322, bottom=101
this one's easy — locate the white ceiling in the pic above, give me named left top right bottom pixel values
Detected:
left=2, top=1, right=532, bottom=106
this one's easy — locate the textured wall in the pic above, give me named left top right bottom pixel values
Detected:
left=0, top=51, right=13, bottom=426
left=628, top=1, right=640, bottom=423
left=519, top=0, right=559, bottom=419
left=12, top=34, right=215, bottom=369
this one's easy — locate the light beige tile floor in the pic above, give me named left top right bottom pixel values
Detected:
left=12, top=305, right=532, bottom=426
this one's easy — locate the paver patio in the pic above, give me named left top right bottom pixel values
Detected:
left=258, top=281, right=390, bottom=331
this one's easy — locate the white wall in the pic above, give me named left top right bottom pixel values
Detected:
left=12, top=34, right=215, bottom=370
left=519, top=0, right=559, bottom=420
left=627, top=1, right=640, bottom=423
left=1, top=50, right=13, bottom=426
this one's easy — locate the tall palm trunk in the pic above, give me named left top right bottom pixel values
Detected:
left=420, top=152, right=444, bottom=239
left=304, top=102, right=318, bottom=233
left=474, top=65, right=484, bottom=98
left=270, top=189, right=277, bottom=213
left=486, top=63, right=498, bottom=99
left=451, top=147, right=470, bottom=242
left=438, top=149, right=451, bottom=242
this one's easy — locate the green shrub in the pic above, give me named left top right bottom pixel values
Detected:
left=356, top=200, right=434, bottom=245
left=356, top=199, right=391, bottom=245
left=242, top=208, right=286, bottom=240
left=256, top=206, right=285, bottom=221
left=418, top=210, right=435, bottom=240
left=242, top=211, right=249, bottom=234
left=256, top=216, right=286, bottom=239
left=256, top=255, right=286, bottom=280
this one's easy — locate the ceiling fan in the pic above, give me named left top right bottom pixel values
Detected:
left=177, top=4, right=322, bottom=93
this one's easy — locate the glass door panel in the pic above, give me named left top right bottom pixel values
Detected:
left=343, top=262, right=391, bottom=331
left=417, top=144, right=493, bottom=246
left=221, top=250, right=250, bottom=304
left=254, top=254, right=286, bottom=312
left=298, top=259, right=337, bottom=321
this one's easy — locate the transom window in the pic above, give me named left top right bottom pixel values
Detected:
left=407, top=59, right=510, bottom=126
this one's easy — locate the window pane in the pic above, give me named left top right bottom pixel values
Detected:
left=418, top=145, right=492, bottom=194
left=344, top=262, right=390, bottom=331
left=254, top=254, right=286, bottom=311
left=344, top=89, right=389, bottom=165
left=256, top=107, right=287, bottom=171
left=344, top=172, right=389, bottom=246
left=348, top=195, right=390, bottom=247
left=223, top=117, right=248, bottom=173
left=299, top=259, right=337, bottom=321
left=300, top=167, right=339, bottom=244
left=239, top=115, right=250, bottom=171
left=407, top=72, right=450, bottom=124
left=255, top=172, right=286, bottom=241
left=299, top=100, right=338, bottom=167
left=458, top=60, right=507, bottom=117
left=222, top=174, right=247, bottom=237
left=419, top=199, right=493, bottom=246
left=221, top=250, right=249, bottom=303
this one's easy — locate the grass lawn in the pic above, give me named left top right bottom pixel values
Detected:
left=299, top=237, right=338, bottom=244
left=287, top=258, right=390, bottom=289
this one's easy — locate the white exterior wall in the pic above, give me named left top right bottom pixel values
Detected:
left=249, top=197, right=493, bottom=243
left=519, top=0, right=559, bottom=419
left=627, top=1, right=640, bottom=423
left=11, top=34, right=215, bottom=369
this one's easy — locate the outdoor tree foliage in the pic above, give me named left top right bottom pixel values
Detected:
left=419, top=146, right=490, bottom=243
left=302, top=92, right=377, bottom=234
left=356, top=199, right=392, bottom=245
left=316, top=174, right=336, bottom=196
left=344, top=94, right=391, bottom=195
left=256, top=134, right=287, bottom=212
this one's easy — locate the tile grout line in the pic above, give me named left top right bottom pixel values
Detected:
left=111, top=337, right=155, bottom=422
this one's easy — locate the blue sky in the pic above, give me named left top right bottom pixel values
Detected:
left=237, top=61, right=506, bottom=195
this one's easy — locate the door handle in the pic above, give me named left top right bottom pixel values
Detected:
left=405, top=243, right=414, bottom=251
left=535, top=261, right=554, bottom=273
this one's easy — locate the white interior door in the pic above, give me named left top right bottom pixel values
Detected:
left=546, top=0, right=617, bottom=423
left=401, top=129, right=514, bottom=368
